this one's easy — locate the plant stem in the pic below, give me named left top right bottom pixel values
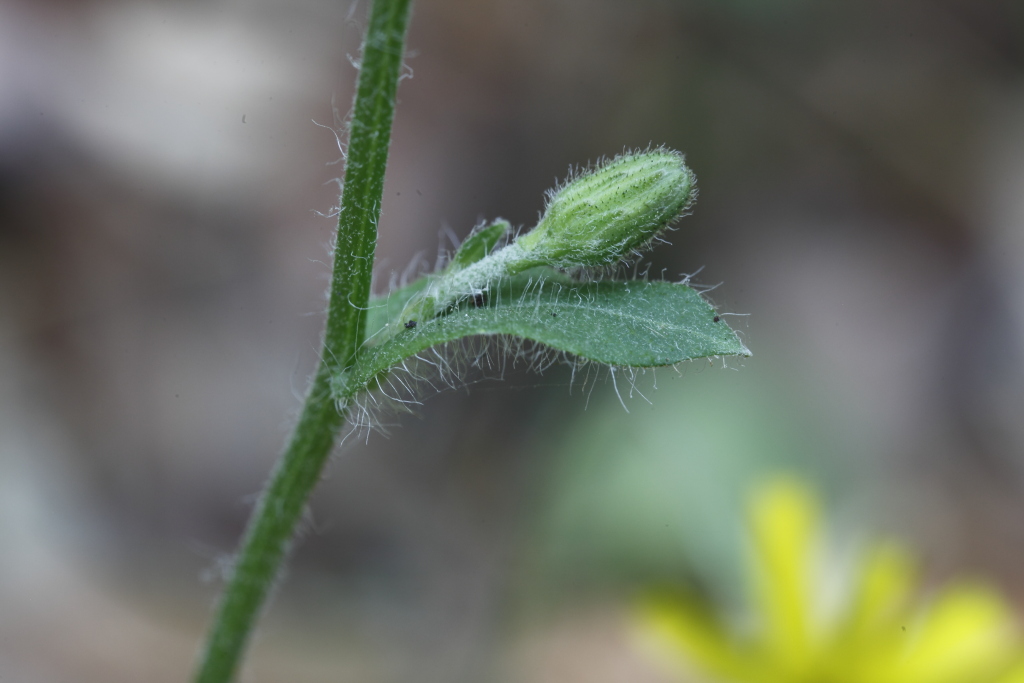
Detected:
left=195, top=370, right=344, bottom=683
left=193, top=1, right=412, bottom=681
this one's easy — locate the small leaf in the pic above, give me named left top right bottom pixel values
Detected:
left=364, top=277, right=430, bottom=344
left=447, top=219, right=511, bottom=271
left=338, top=278, right=749, bottom=401
left=363, top=220, right=512, bottom=343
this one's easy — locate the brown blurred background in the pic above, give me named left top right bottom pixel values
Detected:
left=1, top=0, right=1024, bottom=680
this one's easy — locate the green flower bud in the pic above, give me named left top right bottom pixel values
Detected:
left=516, top=149, right=696, bottom=267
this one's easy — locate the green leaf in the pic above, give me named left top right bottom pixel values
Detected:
left=364, top=220, right=512, bottom=343
left=447, top=219, right=511, bottom=271
left=337, top=278, right=749, bottom=401
left=364, top=277, right=431, bottom=344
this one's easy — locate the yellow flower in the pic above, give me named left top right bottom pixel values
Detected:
left=641, top=477, right=1024, bottom=683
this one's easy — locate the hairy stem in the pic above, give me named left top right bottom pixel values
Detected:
left=193, top=1, right=412, bottom=681
left=195, top=371, right=345, bottom=683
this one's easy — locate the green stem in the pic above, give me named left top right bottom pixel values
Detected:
left=193, top=1, right=412, bottom=681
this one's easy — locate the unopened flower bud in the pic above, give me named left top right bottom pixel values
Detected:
left=516, top=149, right=696, bottom=267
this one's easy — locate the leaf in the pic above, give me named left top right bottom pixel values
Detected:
left=447, top=219, right=510, bottom=271
left=363, top=220, right=513, bottom=343
left=338, top=277, right=749, bottom=400
left=364, top=277, right=430, bottom=344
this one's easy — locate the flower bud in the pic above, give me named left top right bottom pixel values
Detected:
left=516, top=149, right=696, bottom=267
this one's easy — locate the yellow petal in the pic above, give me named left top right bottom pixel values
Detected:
left=993, top=658, right=1024, bottom=683
left=747, top=477, right=820, bottom=671
left=638, top=593, right=757, bottom=682
left=848, top=542, right=916, bottom=634
left=821, top=542, right=917, bottom=681
left=891, top=582, right=1019, bottom=683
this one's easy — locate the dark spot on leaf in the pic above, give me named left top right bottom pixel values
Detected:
left=404, top=320, right=417, bottom=329
left=713, top=315, right=720, bottom=322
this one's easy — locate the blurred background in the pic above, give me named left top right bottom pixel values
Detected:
left=2, top=0, right=1024, bottom=680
